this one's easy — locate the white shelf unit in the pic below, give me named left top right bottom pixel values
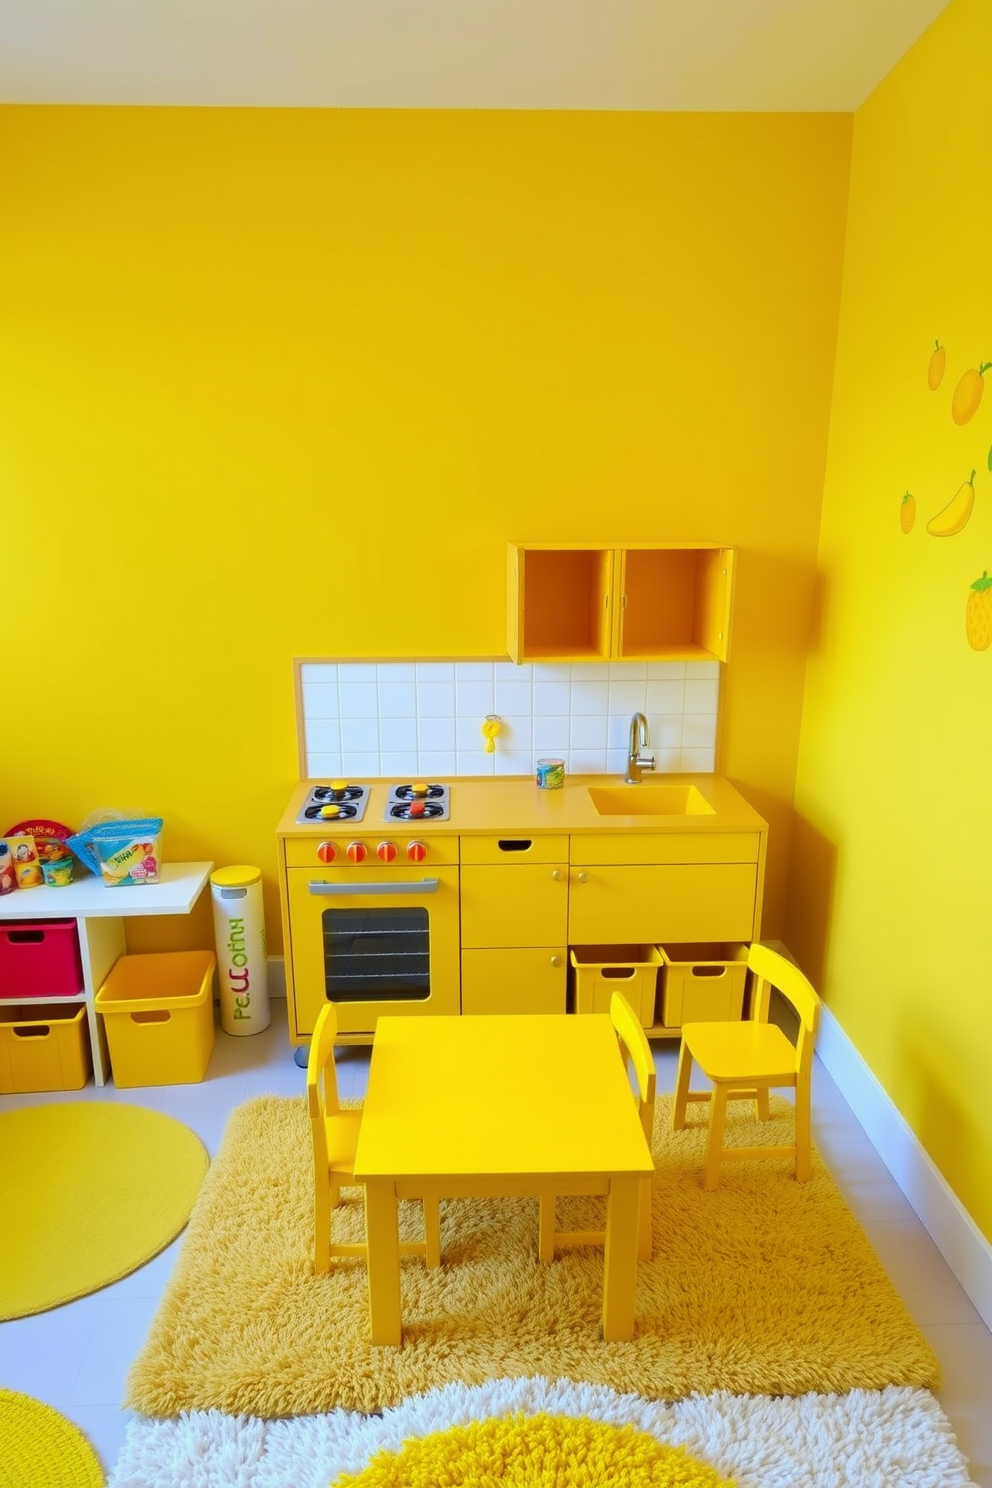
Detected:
left=0, top=862, right=213, bottom=1087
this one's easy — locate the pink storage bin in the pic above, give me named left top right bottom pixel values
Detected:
left=0, top=919, right=85, bottom=999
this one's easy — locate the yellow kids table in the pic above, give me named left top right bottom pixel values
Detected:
left=353, top=1012, right=656, bottom=1346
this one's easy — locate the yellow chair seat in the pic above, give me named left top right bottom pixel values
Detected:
left=678, top=1020, right=799, bottom=1086
left=672, top=943, right=821, bottom=1192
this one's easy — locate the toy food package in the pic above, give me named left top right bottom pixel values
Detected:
left=67, top=818, right=164, bottom=886
left=0, top=841, right=16, bottom=894
left=4, top=835, right=43, bottom=888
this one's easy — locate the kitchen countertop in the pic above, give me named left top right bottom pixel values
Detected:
left=276, top=774, right=767, bottom=838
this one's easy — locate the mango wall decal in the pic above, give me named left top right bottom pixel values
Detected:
left=928, top=340, right=945, bottom=390
left=926, top=471, right=976, bottom=537
left=951, top=362, right=990, bottom=424
left=899, top=490, right=916, bottom=533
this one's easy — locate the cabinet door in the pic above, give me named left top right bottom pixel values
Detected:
left=507, top=545, right=614, bottom=662
left=460, top=864, right=568, bottom=949
left=568, top=864, right=757, bottom=944
left=617, top=547, right=734, bottom=662
left=461, top=948, right=566, bottom=1014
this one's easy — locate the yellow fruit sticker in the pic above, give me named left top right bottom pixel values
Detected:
left=899, top=490, right=916, bottom=533
left=926, top=471, right=976, bottom=538
left=951, top=362, right=990, bottom=425
left=966, top=572, right=992, bottom=652
left=927, top=340, right=945, bottom=391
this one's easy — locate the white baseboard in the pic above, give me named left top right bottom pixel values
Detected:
left=816, top=1000, right=992, bottom=1332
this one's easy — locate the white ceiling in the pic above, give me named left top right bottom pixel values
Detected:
left=0, top=0, right=950, bottom=112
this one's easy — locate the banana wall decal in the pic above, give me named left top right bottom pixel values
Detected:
left=926, top=470, right=976, bottom=537
left=902, top=341, right=990, bottom=651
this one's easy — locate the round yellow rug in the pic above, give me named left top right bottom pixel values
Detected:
left=0, top=1102, right=208, bottom=1320
left=0, top=1389, right=104, bottom=1488
left=332, top=1413, right=732, bottom=1487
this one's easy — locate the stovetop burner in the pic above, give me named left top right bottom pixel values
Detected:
left=384, top=783, right=450, bottom=822
left=297, top=781, right=371, bottom=825
left=388, top=799, right=445, bottom=821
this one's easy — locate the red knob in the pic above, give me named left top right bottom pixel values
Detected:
left=377, top=840, right=398, bottom=863
left=317, top=841, right=337, bottom=864
left=347, top=841, right=367, bottom=864
left=407, top=840, right=428, bottom=863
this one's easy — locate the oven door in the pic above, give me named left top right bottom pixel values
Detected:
left=286, top=861, right=461, bottom=1036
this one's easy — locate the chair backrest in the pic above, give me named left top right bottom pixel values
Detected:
left=746, top=942, right=821, bottom=1081
left=306, top=1001, right=342, bottom=1126
left=610, top=991, right=656, bottom=1148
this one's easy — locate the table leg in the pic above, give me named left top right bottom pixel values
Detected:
left=364, top=1179, right=402, bottom=1346
left=602, top=1174, right=640, bottom=1342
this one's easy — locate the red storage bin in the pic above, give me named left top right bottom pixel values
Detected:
left=0, top=919, right=85, bottom=999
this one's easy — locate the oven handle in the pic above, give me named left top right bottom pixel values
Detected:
left=308, top=878, right=441, bottom=896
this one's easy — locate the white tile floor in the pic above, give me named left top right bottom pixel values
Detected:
left=2, top=1000, right=990, bottom=1485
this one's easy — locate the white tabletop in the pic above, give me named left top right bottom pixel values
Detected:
left=0, top=862, right=214, bottom=919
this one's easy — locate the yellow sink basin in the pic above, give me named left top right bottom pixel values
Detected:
left=587, top=784, right=716, bottom=816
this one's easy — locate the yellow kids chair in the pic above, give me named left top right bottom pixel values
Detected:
left=306, top=1000, right=442, bottom=1273
left=538, top=991, right=656, bottom=1263
left=671, top=942, right=821, bottom=1191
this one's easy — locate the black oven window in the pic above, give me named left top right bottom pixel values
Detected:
left=322, top=907, right=431, bottom=1002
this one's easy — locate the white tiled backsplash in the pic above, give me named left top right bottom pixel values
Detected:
left=300, top=661, right=720, bottom=780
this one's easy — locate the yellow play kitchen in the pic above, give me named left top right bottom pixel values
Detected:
left=276, top=540, right=766, bottom=1050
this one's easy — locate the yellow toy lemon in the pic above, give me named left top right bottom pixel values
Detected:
left=481, top=716, right=502, bottom=753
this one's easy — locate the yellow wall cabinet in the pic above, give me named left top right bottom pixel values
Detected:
left=507, top=543, right=735, bottom=663
left=460, top=836, right=569, bottom=1014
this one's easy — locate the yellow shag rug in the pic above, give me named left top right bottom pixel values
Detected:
left=331, top=1412, right=730, bottom=1488
left=0, top=1389, right=104, bottom=1488
left=0, top=1102, right=209, bottom=1320
left=126, top=1094, right=939, bottom=1417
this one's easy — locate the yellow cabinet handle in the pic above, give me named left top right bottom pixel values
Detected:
left=551, top=956, right=562, bottom=968
left=576, top=871, right=589, bottom=884
left=551, top=869, right=564, bottom=881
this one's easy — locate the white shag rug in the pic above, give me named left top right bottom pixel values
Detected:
left=108, top=1376, right=976, bottom=1488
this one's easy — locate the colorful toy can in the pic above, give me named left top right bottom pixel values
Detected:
left=41, top=855, right=74, bottom=887
left=536, top=758, right=565, bottom=790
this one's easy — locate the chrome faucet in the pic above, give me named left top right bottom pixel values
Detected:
left=624, top=712, right=655, bottom=784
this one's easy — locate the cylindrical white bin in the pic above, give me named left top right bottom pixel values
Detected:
left=210, top=865, right=271, bottom=1036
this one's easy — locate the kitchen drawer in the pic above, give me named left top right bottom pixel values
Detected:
left=460, top=835, right=569, bottom=866
left=569, top=833, right=761, bottom=866
left=460, top=864, right=568, bottom=949
left=568, top=863, right=757, bottom=944
left=461, top=948, right=566, bottom=1015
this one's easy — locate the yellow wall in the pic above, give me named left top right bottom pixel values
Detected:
left=789, top=0, right=992, bottom=1239
left=0, top=107, right=850, bottom=949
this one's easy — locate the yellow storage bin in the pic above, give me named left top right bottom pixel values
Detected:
left=96, top=950, right=216, bottom=1088
left=659, top=942, right=749, bottom=1027
left=0, top=1001, right=91, bottom=1094
left=569, top=945, right=663, bottom=1027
